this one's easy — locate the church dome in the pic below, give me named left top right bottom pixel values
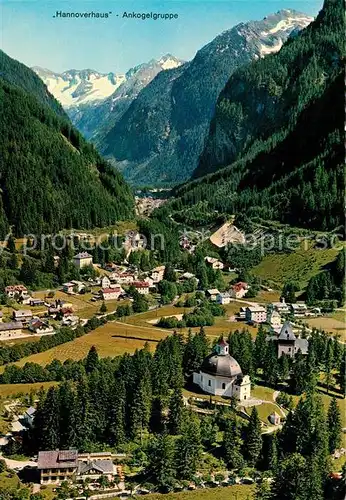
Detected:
left=201, top=352, right=243, bottom=378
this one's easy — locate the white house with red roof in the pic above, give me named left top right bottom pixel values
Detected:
left=101, top=287, right=123, bottom=301
left=230, top=282, right=249, bottom=299
left=133, top=281, right=150, bottom=295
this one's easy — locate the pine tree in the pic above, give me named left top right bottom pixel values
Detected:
left=327, top=397, right=342, bottom=453
left=100, top=301, right=107, bottom=314
left=271, top=453, right=307, bottom=500
left=147, top=434, right=176, bottom=490
left=268, top=433, right=278, bottom=472
left=244, top=406, right=262, bottom=467
left=223, top=415, right=244, bottom=469
left=305, top=453, right=324, bottom=500
left=325, top=338, right=334, bottom=393
left=85, top=345, right=99, bottom=373
left=176, top=412, right=202, bottom=480
left=168, top=386, right=184, bottom=435
left=278, top=353, right=290, bottom=381
left=108, top=379, right=126, bottom=446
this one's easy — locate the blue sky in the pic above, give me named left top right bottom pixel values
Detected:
left=1, top=0, right=323, bottom=73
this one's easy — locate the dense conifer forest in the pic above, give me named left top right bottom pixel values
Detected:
left=171, top=0, right=344, bottom=231
left=0, top=51, right=134, bottom=236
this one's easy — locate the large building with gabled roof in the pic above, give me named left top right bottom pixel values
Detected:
left=277, top=321, right=309, bottom=358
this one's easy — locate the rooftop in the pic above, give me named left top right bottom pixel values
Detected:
left=38, top=450, right=78, bottom=469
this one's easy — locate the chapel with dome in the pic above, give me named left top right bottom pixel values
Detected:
left=193, top=339, right=251, bottom=400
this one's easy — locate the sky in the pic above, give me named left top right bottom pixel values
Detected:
left=1, top=0, right=324, bottom=74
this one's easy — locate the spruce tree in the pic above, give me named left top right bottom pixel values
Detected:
left=176, top=412, right=202, bottom=480
left=244, top=406, right=262, bottom=466
left=223, top=415, right=244, bottom=469
left=147, top=434, right=176, bottom=490
left=327, top=397, right=342, bottom=453
left=268, top=432, right=278, bottom=472
left=85, top=345, right=99, bottom=373
left=271, top=453, right=307, bottom=500
left=168, top=386, right=184, bottom=435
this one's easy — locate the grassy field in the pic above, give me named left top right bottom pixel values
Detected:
left=143, top=485, right=255, bottom=500
left=0, top=321, right=168, bottom=370
left=252, top=240, right=341, bottom=290
left=0, top=382, right=58, bottom=398
left=303, top=315, right=346, bottom=341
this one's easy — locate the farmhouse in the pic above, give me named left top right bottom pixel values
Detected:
left=62, top=282, right=75, bottom=294
left=245, top=306, right=267, bottom=323
left=28, top=318, right=54, bottom=334
left=206, top=289, right=220, bottom=301
left=290, top=303, right=308, bottom=317
left=5, top=285, right=28, bottom=298
left=193, top=339, right=251, bottom=400
left=151, top=265, right=166, bottom=283
left=0, top=322, right=23, bottom=340
left=272, top=299, right=290, bottom=314
left=267, top=309, right=282, bottom=329
left=101, top=276, right=111, bottom=289
left=101, top=287, right=123, bottom=301
left=205, top=256, right=224, bottom=270
left=230, top=282, right=249, bottom=299
left=216, top=292, right=231, bottom=305
left=13, top=309, right=33, bottom=325
left=73, top=252, right=93, bottom=269
left=29, top=298, right=45, bottom=307
left=133, top=281, right=150, bottom=295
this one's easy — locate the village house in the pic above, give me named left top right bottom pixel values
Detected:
left=29, top=298, right=45, bottom=307
left=133, top=281, right=150, bottom=295
left=0, top=322, right=24, bottom=340
left=101, top=276, right=111, bottom=289
left=216, top=292, right=231, bottom=305
left=38, top=450, right=78, bottom=484
left=290, top=303, right=308, bottom=317
left=267, top=309, right=282, bottom=330
left=272, top=298, right=290, bottom=314
left=62, top=315, right=80, bottom=327
left=73, top=252, right=93, bottom=269
left=230, top=282, right=249, bottom=299
left=205, top=256, right=224, bottom=270
left=245, top=305, right=267, bottom=323
left=38, top=450, right=119, bottom=485
left=206, top=289, right=220, bottom=302
left=28, top=318, right=54, bottom=335
left=13, top=309, right=33, bottom=326
left=24, top=407, right=36, bottom=428
left=5, top=285, right=28, bottom=299
left=101, top=287, right=123, bottom=301
left=62, top=282, right=75, bottom=294
left=151, top=265, right=166, bottom=283
left=115, top=272, right=135, bottom=285
left=193, top=339, right=251, bottom=400
left=276, top=322, right=309, bottom=358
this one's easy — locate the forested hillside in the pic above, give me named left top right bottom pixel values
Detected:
left=0, top=52, right=134, bottom=236
left=0, top=50, right=66, bottom=118
left=100, top=10, right=311, bottom=186
left=173, top=0, right=344, bottom=231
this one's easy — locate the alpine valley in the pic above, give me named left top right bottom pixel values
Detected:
left=0, top=2, right=345, bottom=500
left=35, top=10, right=313, bottom=186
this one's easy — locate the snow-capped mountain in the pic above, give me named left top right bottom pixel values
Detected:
left=32, top=67, right=126, bottom=106
left=99, top=9, right=313, bottom=185
left=63, top=54, right=184, bottom=139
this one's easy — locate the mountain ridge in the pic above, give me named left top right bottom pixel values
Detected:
left=97, top=9, right=313, bottom=186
